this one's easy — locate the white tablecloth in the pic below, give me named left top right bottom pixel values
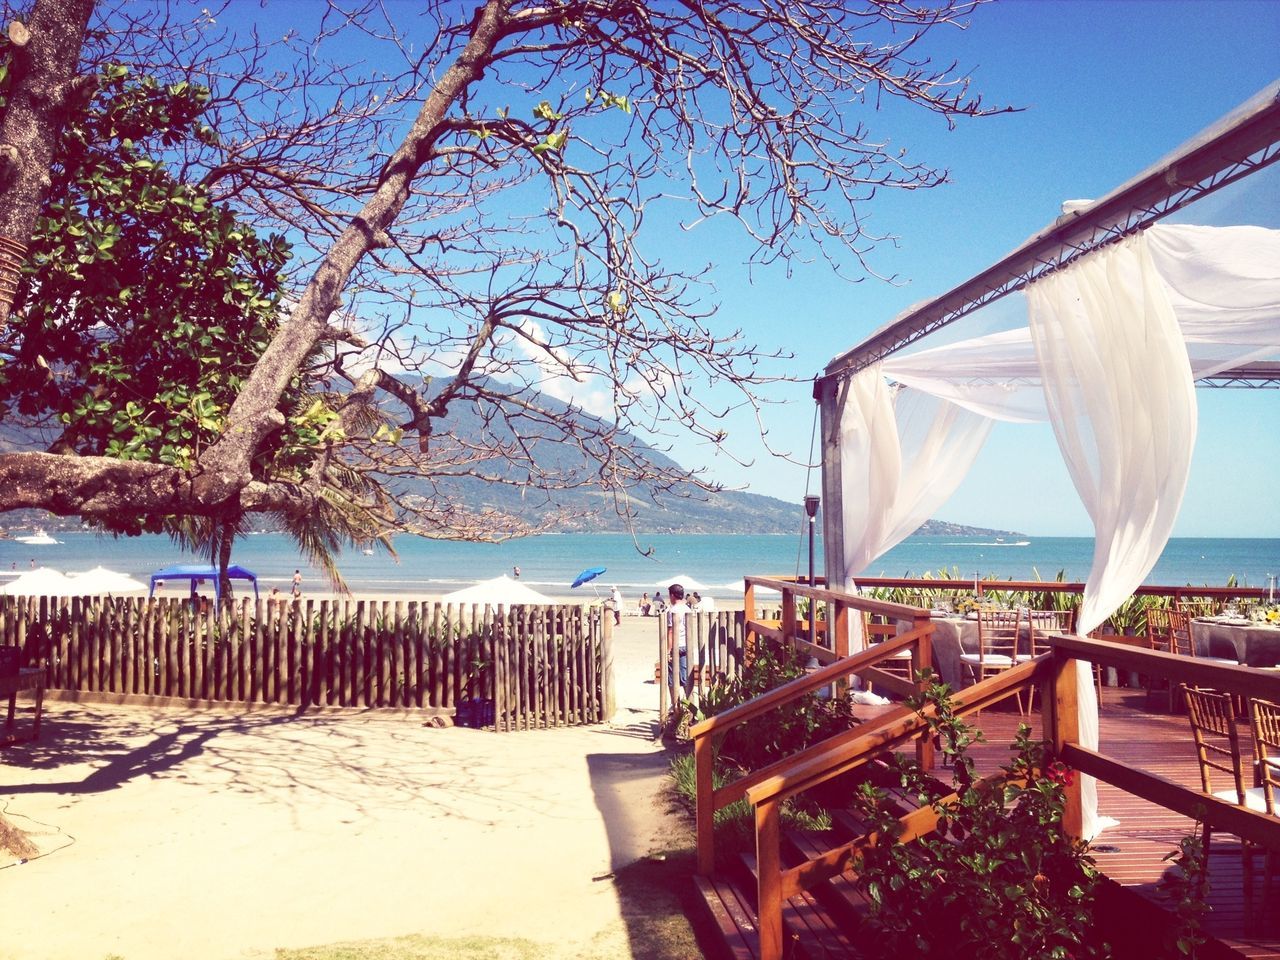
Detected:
left=1191, top=618, right=1280, bottom=667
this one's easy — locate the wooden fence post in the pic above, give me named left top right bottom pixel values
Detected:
left=601, top=609, right=614, bottom=723
left=755, top=797, right=784, bottom=960
left=1051, top=648, right=1084, bottom=841
left=913, top=611, right=935, bottom=770
left=695, top=731, right=716, bottom=875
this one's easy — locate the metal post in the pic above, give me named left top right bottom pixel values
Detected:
left=804, top=495, right=820, bottom=648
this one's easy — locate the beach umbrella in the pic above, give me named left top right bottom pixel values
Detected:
left=0, top=567, right=78, bottom=596
left=663, top=573, right=710, bottom=593
left=67, top=566, right=148, bottom=594
left=442, top=575, right=554, bottom=606
left=571, top=566, right=607, bottom=589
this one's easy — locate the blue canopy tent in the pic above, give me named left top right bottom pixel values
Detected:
left=149, top=564, right=260, bottom=604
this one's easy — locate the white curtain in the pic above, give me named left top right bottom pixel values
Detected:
left=838, top=369, right=993, bottom=650
left=833, top=221, right=1279, bottom=840
left=878, top=224, right=1280, bottom=422
left=838, top=365, right=900, bottom=617
left=1026, top=231, right=1198, bottom=839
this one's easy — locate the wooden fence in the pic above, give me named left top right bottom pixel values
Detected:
left=656, top=610, right=753, bottom=718
left=0, top=595, right=611, bottom=731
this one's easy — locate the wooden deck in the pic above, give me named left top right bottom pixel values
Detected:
left=968, top=687, right=1279, bottom=957
left=692, top=686, right=1279, bottom=960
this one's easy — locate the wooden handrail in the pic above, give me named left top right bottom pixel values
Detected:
left=813, top=575, right=1271, bottom=601
left=689, top=626, right=930, bottom=739
left=1062, top=744, right=1280, bottom=850
left=1048, top=633, right=1280, bottom=700
left=744, top=574, right=929, bottom=619
left=692, top=624, right=934, bottom=875
left=709, top=609, right=1280, bottom=960
left=746, top=657, right=1047, bottom=960
left=745, top=657, right=1045, bottom=807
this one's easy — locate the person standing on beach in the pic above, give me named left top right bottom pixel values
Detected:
left=610, top=585, right=623, bottom=624
left=513, top=565, right=521, bottom=579
left=666, top=583, right=690, bottom=689
left=292, top=569, right=302, bottom=598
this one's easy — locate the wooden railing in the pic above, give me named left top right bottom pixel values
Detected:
left=696, top=575, right=1280, bottom=960
left=0, top=595, right=611, bottom=730
left=689, top=623, right=936, bottom=875
left=774, top=573, right=1271, bottom=605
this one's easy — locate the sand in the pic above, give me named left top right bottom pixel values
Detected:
left=0, top=615, right=685, bottom=960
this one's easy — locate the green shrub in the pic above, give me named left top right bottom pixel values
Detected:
left=848, top=679, right=1109, bottom=959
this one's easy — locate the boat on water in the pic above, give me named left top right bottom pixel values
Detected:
left=13, top=529, right=59, bottom=546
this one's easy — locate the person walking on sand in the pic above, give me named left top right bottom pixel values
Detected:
left=666, top=583, right=690, bottom=689
left=292, top=569, right=302, bottom=598
left=610, top=585, right=623, bottom=624
left=513, top=565, right=521, bottom=579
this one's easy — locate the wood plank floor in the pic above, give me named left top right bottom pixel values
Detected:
left=966, top=688, right=1279, bottom=957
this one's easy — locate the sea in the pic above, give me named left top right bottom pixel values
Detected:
left=1, top=531, right=1277, bottom=599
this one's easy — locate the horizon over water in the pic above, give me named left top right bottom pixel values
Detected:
left=1, top=532, right=1277, bottom=599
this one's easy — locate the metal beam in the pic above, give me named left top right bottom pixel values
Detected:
left=1196, top=361, right=1280, bottom=388
left=821, top=82, right=1280, bottom=386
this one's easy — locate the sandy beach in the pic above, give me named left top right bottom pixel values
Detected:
left=0, top=614, right=690, bottom=960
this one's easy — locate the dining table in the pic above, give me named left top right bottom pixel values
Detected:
left=1191, top=616, right=1280, bottom=668
left=894, top=612, right=989, bottom=689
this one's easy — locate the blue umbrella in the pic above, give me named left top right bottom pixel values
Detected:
left=571, top=566, right=607, bottom=589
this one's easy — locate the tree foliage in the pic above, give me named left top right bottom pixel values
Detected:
left=0, top=0, right=1010, bottom=546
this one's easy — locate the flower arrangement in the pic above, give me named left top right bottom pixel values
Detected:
left=1248, top=604, right=1280, bottom=624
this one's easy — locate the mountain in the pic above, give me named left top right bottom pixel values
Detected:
left=386, top=384, right=1022, bottom=537
left=0, top=383, right=1021, bottom=539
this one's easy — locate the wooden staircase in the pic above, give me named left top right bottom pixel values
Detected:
left=693, top=754, right=949, bottom=959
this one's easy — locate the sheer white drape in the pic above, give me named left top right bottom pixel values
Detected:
left=878, top=224, right=1280, bottom=423
left=1026, top=231, right=1198, bottom=839
left=832, top=223, right=1279, bottom=838
left=838, top=369, right=994, bottom=651
left=837, top=367, right=899, bottom=588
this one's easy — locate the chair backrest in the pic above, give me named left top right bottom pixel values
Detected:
left=1027, top=609, right=1074, bottom=656
left=1168, top=609, right=1195, bottom=657
left=976, top=608, right=1022, bottom=662
left=863, top=612, right=898, bottom=644
left=1177, top=598, right=1218, bottom=617
left=1250, top=697, right=1280, bottom=817
left=1183, top=686, right=1248, bottom=803
left=1145, top=607, right=1173, bottom=653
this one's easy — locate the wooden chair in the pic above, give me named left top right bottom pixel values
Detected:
left=1250, top=698, right=1280, bottom=816
left=1249, top=697, right=1280, bottom=921
left=1019, top=609, right=1077, bottom=712
left=1171, top=608, right=1241, bottom=708
left=960, top=608, right=1023, bottom=712
left=1184, top=687, right=1276, bottom=924
left=863, top=612, right=913, bottom=693
left=1177, top=598, right=1220, bottom=618
left=1145, top=607, right=1174, bottom=653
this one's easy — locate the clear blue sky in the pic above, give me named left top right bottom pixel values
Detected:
left=666, top=0, right=1280, bottom=537
left=217, top=1, right=1279, bottom=537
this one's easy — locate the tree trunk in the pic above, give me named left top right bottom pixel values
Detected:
left=0, top=0, right=95, bottom=326
left=215, top=519, right=234, bottom=607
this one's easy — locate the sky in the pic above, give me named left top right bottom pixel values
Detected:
left=202, top=0, right=1279, bottom=538
left=657, top=0, right=1280, bottom=537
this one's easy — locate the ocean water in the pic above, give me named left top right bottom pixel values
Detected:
left=1, top=531, right=1277, bottom=599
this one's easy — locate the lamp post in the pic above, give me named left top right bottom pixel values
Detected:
left=804, top=495, right=820, bottom=647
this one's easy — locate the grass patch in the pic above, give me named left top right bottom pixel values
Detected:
left=669, top=749, right=831, bottom=869
left=272, top=852, right=704, bottom=960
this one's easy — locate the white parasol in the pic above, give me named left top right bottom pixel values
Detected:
left=67, top=566, right=148, bottom=594
left=442, top=575, right=555, bottom=606
left=0, top=567, right=79, bottom=596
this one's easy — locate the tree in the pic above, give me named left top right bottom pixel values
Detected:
left=0, top=0, right=1009, bottom=539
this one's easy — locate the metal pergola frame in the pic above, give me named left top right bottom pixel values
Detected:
left=818, top=81, right=1280, bottom=391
